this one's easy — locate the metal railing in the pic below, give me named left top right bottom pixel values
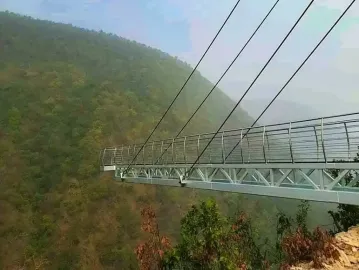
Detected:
left=101, top=112, right=359, bottom=166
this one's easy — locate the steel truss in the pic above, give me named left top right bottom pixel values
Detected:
left=101, top=113, right=359, bottom=205
left=108, top=163, right=359, bottom=205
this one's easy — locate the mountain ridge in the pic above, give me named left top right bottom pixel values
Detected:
left=0, top=11, right=334, bottom=269
left=0, top=11, right=267, bottom=269
left=241, top=98, right=322, bottom=125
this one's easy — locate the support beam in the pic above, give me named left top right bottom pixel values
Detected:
left=109, top=163, right=359, bottom=206
left=116, top=177, right=358, bottom=205
left=101, top=113, right=359, bottom=205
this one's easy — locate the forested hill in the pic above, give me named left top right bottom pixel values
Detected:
left=0, top=11, right=261, bottom=269
left=0, top=11, right=255, bottom=189
left=0, top=11, right=252, bottom=135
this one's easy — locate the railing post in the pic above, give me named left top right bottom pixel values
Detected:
left=127, top=146, right=131, bottom=165
left=265, top=132, right=271, bottom=162
left=344, top=122, right=350, bottom=161
left=151, top=141, right=155, bottom=165
left=142, top=144, right=145, bottom=165
left=113, top=147, right=117, bottom=165
left=133, top=145, right=137, bottom=165
left=120, top=145, right=124, bottom=164
left=160, top=140, right=164, bottom=164
left=197, top=134, right=201, bottom=164
left=313, top=126, right=319, bottom=161
left=289, top=123, right=294, bottom=163
left=209, top=137, right=212, bottom=164
left=262, top=126, right=267, bottom=163
left=240, top=129, right=244, bottom=164
left=221, top=131, right=226, bottom=164
left=183, top=136, right=187, bottom=164
left=172, top=138, right=175, bottom=163
left=102, top=148, right=107, bottom=166
left=321, top=118, right=327, bottom=163
left=247, top=130, right=251, bottom=163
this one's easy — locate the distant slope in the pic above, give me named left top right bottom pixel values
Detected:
left=0, top=12, right=335, bottom=270
left=241, top=99, right=321, bottom=125
left=0, top=11, right=252, bottom=137
left=0, top=11, right=255, bottom=188
left=0, top=12, right=259, bottom=269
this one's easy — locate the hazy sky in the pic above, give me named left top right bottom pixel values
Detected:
left=1, top=0, right=359, bottom=121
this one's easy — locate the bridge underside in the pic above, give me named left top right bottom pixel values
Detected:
left=103, top=163, right=359, bottom=205
left=101, top=114, right=359, bottom=205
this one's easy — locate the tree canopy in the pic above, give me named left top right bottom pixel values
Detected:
left=1, top=11, right=353, bottom=270
left=0, top=11, right=256, bottom=269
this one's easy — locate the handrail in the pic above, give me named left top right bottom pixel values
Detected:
left=101, top=112, right=359, bottom=166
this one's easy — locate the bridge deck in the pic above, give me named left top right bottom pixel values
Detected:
left=101, top=113, right=359, bottom=205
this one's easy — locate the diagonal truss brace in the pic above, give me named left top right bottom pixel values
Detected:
left=111, top=163, right=359, bottom=206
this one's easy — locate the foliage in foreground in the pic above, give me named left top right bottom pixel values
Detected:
left=280, top=227, right=338, bottom=269
left=0, top=11, right=255, bottom=269
left=276, top=202, right=339, bottom=269
left=328, top=150, right=359, bottom=234
left=135, top=207, right=172, bottom=270
left=136, top=199, right=358, bottom=270
left=136, top=200, right=268, bottom=270
left=1, top=11, right=358, bottom=269
left=277, top=151, right=359, bottom=268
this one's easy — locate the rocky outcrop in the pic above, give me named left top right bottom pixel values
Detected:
left=291, top=225, right=359, bottom=270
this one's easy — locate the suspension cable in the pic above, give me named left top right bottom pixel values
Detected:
left=186, top=0, right=315, bottom=175
left=124, top=0, right=243, bottom=173
left=153, top=0, right=281, bottom=165
left=225, top=0, right=356, bottom=160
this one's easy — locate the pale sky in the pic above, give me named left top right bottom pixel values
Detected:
left=1, top=0, right=359, bottom=121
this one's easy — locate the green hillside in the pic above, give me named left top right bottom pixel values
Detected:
left=0, top=12, right=333, bottom=269
left=0, top=11, right=265, bottom=269
left=0, top=10, right=257, bottom=183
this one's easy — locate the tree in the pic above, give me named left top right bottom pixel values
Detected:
left=168, top=199, right=236, bottom=269
left=276, top=201, right=339, bottom=269
left=135, top=206, right=172, bottom=270
left=230, top=212, right=269, bottom=269
left=0, top=11, right=276, bottom=269
left=328, top=204, right=359, bottom=234
left=328, top=148, right=359, bottom=234
left=162, top=199, right=267, bottom=270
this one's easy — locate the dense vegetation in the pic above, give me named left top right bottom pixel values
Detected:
left=135, top=153, right=359, bottom=269
left=0, top=11, right=265, bottom=269
left=136, top=199, right=358, bottom=269
left=0, top=11, right=357, bottom=270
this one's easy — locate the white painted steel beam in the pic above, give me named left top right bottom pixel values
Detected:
left=100, top=113, right=359, bottom=205
left=116, top=177, right=358, bottom=205
left=107, top=163, right=359, bottom=205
